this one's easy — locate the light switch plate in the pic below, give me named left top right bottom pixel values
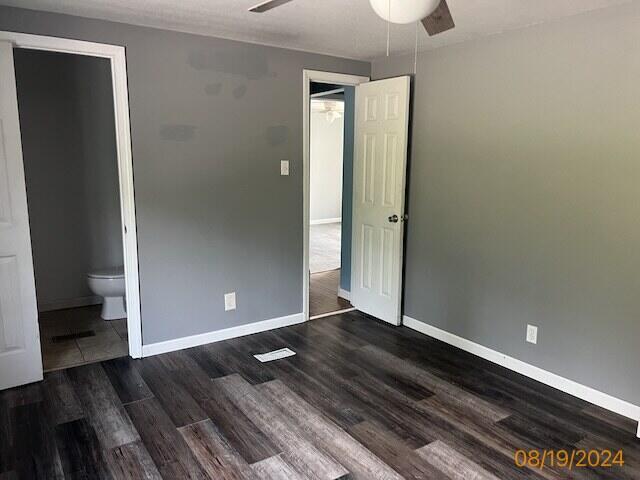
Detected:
left=224, top=292, right=236, bottom=311
left=526, top=324, right=538, bottom=344
left=280, top=160, right=289, bottom=176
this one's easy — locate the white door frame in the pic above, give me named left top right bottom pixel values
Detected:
left=303, top=69, right=369, bottom=321
left=0, top=31, right=143, bottom=358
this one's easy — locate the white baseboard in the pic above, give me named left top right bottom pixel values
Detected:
left=142, top=312, right=305, bottom=357
left=403, top=315, right=640, bottom=435
left=310, top=217, right=341, bottom=225
left=338, top=288, right=350, bottom=301
left=38, top=295, right=102, bottom=312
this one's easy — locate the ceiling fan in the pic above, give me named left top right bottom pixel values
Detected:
left=311, top=99, right=344, bottom=123
left=248, top=0, right=455, bottom=36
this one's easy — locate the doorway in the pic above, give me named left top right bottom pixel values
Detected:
left=14, top=48, right=129, bottom=371
left=309, top=84, right=352, bottom=318
left=303, top=70, right=411, bottom=325
left=0, top=32, right=140, bottom=390
left=303, top=71, right=369, bottom=320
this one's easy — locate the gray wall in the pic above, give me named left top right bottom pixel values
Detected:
left=0, top=6, right=369, bottom=344
left=340, top=86, right=355, bottom=292
left=14, top=49, right=122, bottom=310
left=372, top=3, right=640, bottom=404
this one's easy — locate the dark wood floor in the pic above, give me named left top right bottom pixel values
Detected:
left=1, top=310, right=638, bottom=479
left=309, top=269, right=352, bottom=317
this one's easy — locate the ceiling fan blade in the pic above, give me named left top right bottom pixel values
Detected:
left=421, top=0, right=455, bottom=36
left=248, top=0, right=295, bottom=13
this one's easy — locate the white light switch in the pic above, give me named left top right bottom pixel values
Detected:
left=280, top=160, right=289, bottom=176
left=526, top=324, right=538, bottom=344
left=224, top=292, right=236, bottom=311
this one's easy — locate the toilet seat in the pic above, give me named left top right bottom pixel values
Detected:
left=87, top=266, right=124, bottom=280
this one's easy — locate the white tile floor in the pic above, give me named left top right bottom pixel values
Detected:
left=310, top=222, right=342, bottom=273
left=39, top=305, right=128, bottom=371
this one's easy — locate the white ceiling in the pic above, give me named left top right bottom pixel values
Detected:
left=1, top=0, right=632, bottom=60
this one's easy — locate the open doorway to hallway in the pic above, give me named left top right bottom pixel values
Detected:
left=308, top=82, right=355, bottom=318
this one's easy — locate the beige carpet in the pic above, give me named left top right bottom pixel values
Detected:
left=310, top=222, right=341, bottom=273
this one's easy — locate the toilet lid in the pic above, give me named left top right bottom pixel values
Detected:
left=87, top=266, right=125, bottom=279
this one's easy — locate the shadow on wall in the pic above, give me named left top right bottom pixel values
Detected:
left=340, top=86, right=355, bottom=292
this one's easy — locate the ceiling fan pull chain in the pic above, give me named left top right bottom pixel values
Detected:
left=386, top=0, right=391, bottom=56
left=414, top=20, right=419, bottom=74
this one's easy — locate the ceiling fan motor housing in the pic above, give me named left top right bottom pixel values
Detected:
left=369, top=0, right=440, bottom=24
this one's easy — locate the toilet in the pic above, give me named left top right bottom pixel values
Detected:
left=87, top=266, right=127, bottom=320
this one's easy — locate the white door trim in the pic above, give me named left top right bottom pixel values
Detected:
left=0, top=31, right=143, bottom=358
left=303, top=70, right=369, bottom=321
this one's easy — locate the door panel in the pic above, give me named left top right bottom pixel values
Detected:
left=0, top=256, right=25, bottom=349
left=0, top=41, right=43, bottom=389
left=361, top=224, right=374, bottom=290
left=351, top=76, right=410, bottom=325
left=382, top=133, right=398, bottom=207
left=380, top=227, right=394, bottom=298
left=362, top=133, right=376, bottom=204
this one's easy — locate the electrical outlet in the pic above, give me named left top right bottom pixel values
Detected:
left=280, top=160, right=289, bottom=176
left=224, top=292, right=236, bottom=311
left=526, top=324, right=538, bottom=344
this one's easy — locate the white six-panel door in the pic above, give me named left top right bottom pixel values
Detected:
left=0, top=41, right=43, bottom=389
left=351, top=76, right=410, bottom=325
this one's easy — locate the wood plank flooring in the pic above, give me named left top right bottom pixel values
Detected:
left=309, top=269, right=352, bottom=317
left=1, top=310, right=638, bottom=479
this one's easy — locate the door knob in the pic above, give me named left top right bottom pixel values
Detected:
left=388, top=214, right=399, bottom=223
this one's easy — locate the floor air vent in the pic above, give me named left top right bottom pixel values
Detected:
left=253, top=348, right=296, bottom=362
left=51, top=330, right=95, bottom=343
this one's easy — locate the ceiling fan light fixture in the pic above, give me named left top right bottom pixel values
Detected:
left=326, top=110, right=342, bottom=123
left=369, top=0, right=440, bottom=24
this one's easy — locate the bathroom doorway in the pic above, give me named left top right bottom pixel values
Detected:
left=0, top=32, right=140, bottom=388
left=14, top=49, right=129, bottom=371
